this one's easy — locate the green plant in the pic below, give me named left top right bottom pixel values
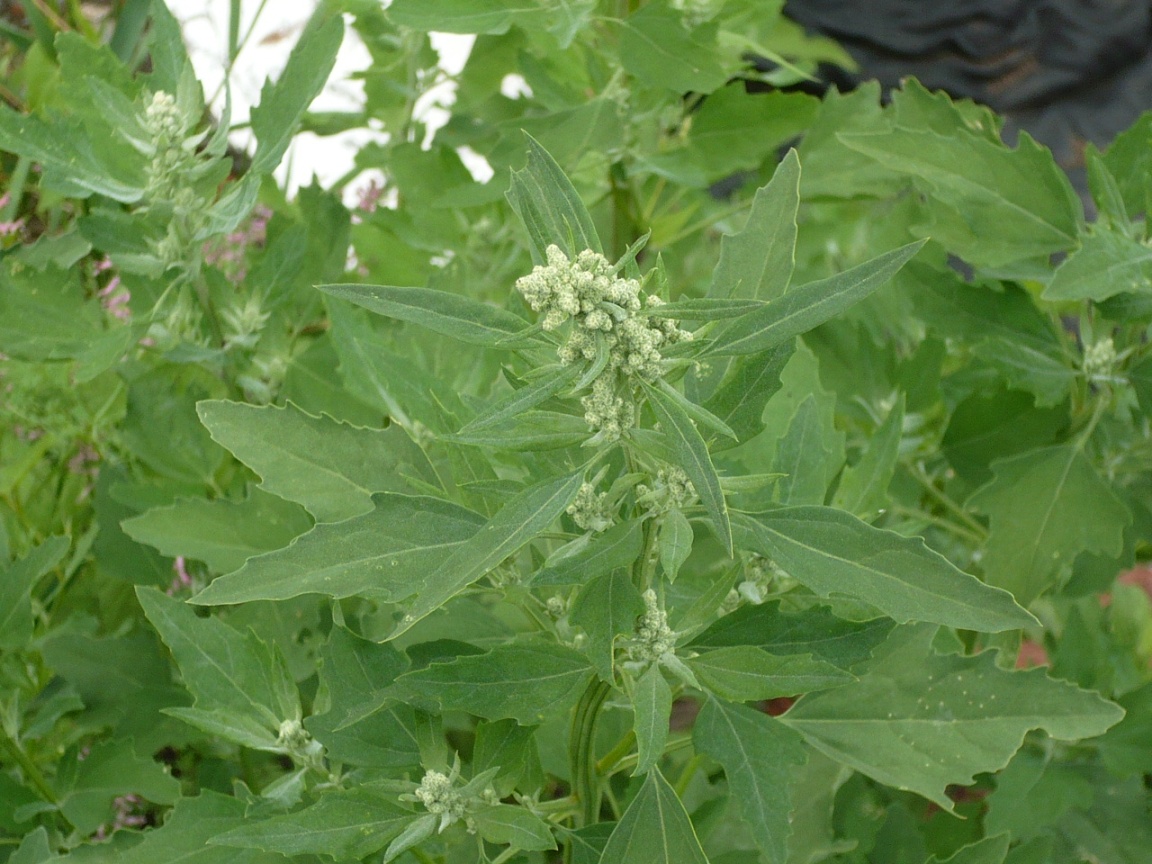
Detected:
left=1, top=2, right=1150, bottom=863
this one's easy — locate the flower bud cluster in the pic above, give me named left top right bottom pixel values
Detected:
left=515, top=245, right=692, bottom=439
left=1082, top=337, right=1118, bottom=381
left=144, top=91, right=196, bottom=198
left=636, top=466, right=696, bottom=513
left=629, top=589, right=677, bottom=663
left=566, top=482, right=614, bottom=533
left=414, top=770, right=469, bottom=830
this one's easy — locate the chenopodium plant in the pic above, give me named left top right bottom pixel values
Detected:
left=174, top=140, right=1124, bottom=864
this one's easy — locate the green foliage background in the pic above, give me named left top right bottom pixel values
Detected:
left=0, top=1, right=1150, bottom=863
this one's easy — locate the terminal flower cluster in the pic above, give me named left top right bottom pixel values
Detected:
left=636, top=466, right=697, bottom=514
left=515, top=245, right=692, bottom=439
left=566, top=481, right=614, bottom=532
left=629, top=589, right=677, bottom=663
left=143, top=91, right=197, bottom=199
left=413, top=770, right=469, bottom=831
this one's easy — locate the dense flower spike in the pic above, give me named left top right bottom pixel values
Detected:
left=413, top=770, right=468, bottom=831
left=630, top=589, right=678, bottom=662
left=515, top=244, right=692, bottom=439
left=566, top=482, right=614, bottom=532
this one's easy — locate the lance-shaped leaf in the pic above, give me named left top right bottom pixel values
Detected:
left=319, top=283, right=537, bottom=347
left=138, top=588, right=298, bottom=747
left=532, top=519, right=644, bottom=585
left=693, top=699, right=807, bottom=864
left=687, top=646, right=853, bottom=702
left=0, top=536, right=68, bottom=651
left=446, top=410, right=589, bottom=450
left=832, top=394, right=904, bottom=519
left=190, top=494, right=484, bottom=605
left=211, top=787, right=413, bottom=859
left=196, top=400, right=435, bottom=523
left=641, top=298, right=766, bottom=320
left=507, top=133, right=601, bottom=262
left=690, top=602, right=894, bottom=670
left=967, top=444, right=1131, bottom=605
left=600, top=767, right=711, bottom=863
left=731, top=508, right=1034, bottom=632
left=390, top=471, right=586, bottom=638
left=780, top=627, right=1124, bottom=810
left=706, top=241, right=926, bottom=357
left=701, top=342, right=794, bottom=448
left=633, top=664, right=673, bottom=775
left=709, top=149, right=800, bottom=302
left=392, top=638, right=595, bottom=724
left=458, top=363, right=583, bottom=434
left=570, top=568, right=645, bottom=681
left=249, top=15, right=344, bottom=175
left=645, top=382, right=732, bottom=555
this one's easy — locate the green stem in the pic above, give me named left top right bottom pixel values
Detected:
left=569, top=679, right=611, bottom=827
left=0, top=728, right=57, bottom=805
left=888, top=505, right=986, bottom=546
left=595, top=729, right=636, bottom=775
left=608, top=735, right=693, bottom=776
left=909, top=463, right=988, bottom=540
left=674, top=754, right=704, bottom=797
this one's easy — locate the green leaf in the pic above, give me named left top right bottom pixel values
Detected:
left=393, top=637, right=595, bottom=724
left=473, top=804, right=557, bottom=851
left=0, top=262, right=103, bottom=360
left=388, top=0, right=593, bottom=44
left=570, top=568, right=645, bottom=681
left=658, top=508, right=693, bottom=582
left=94, top=791, right=281, bottom=864
left=121, top=487, right=312, bottom=574
left=533, top=519, right=645, bottom=585
left=970, top=338, right=1075, bottom=408
left=967, top=444, right=1132, bottom=604
left=446, top=410, right=589, bottom=450
left=709, top=149, right=800, bottom=301
left=190, top=494, right=484, bottom=605
left=645, top=381, right=731, bottom=555
left=687, top=646, right=853, bottom=702
left=1044, top=228, right=1152, bottom=302
left=832, top=394, right=904, bottom=519
left=707, top=241, right=926, bottom=357
left=459, top=363, right=584, bottom=434
left=318, top=282, right=536, bottom=347
left=731, top=508, right=1035, bottom=631
left=196, top=400, right=433, bottom=523
left=701, top=343, right=794, bottom=448
left=473, top=719, right=542, bottom=797
left=58, top=738, right=181, bottom=834
left=249, top=15, right=344, bottom=175
left=689, top=602, right=894, bottom=670
left=929, top=835, right=1011, bottom=864
left=780, top=627, right=1124, bottom=810
left=0, top=107, right=145, bottom=202
left=641, top=298, right=766, bottom=320
left=693, top=699, right=807, bottom=864
left=138, top=587, right=298, bottom=744
left=211, top=786, right=413, bottom=859
left=617, top=4, right=727, bottom=94
left=773, top=395, right=833, bottom=505
left=0, top=536, right=68, bottom=651
left=653, top=378, right=737, bottom=442
left=632, top=663, right=673, bottom=776
left=599, top=767, right=710, bottom=863
left=506, top=133, right=601, bottom=262
left=391, top=471, right=585, bottom=638
left=382, top=814, right=436, bottom=864
left=839, top=125, right=1080, bottom=267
